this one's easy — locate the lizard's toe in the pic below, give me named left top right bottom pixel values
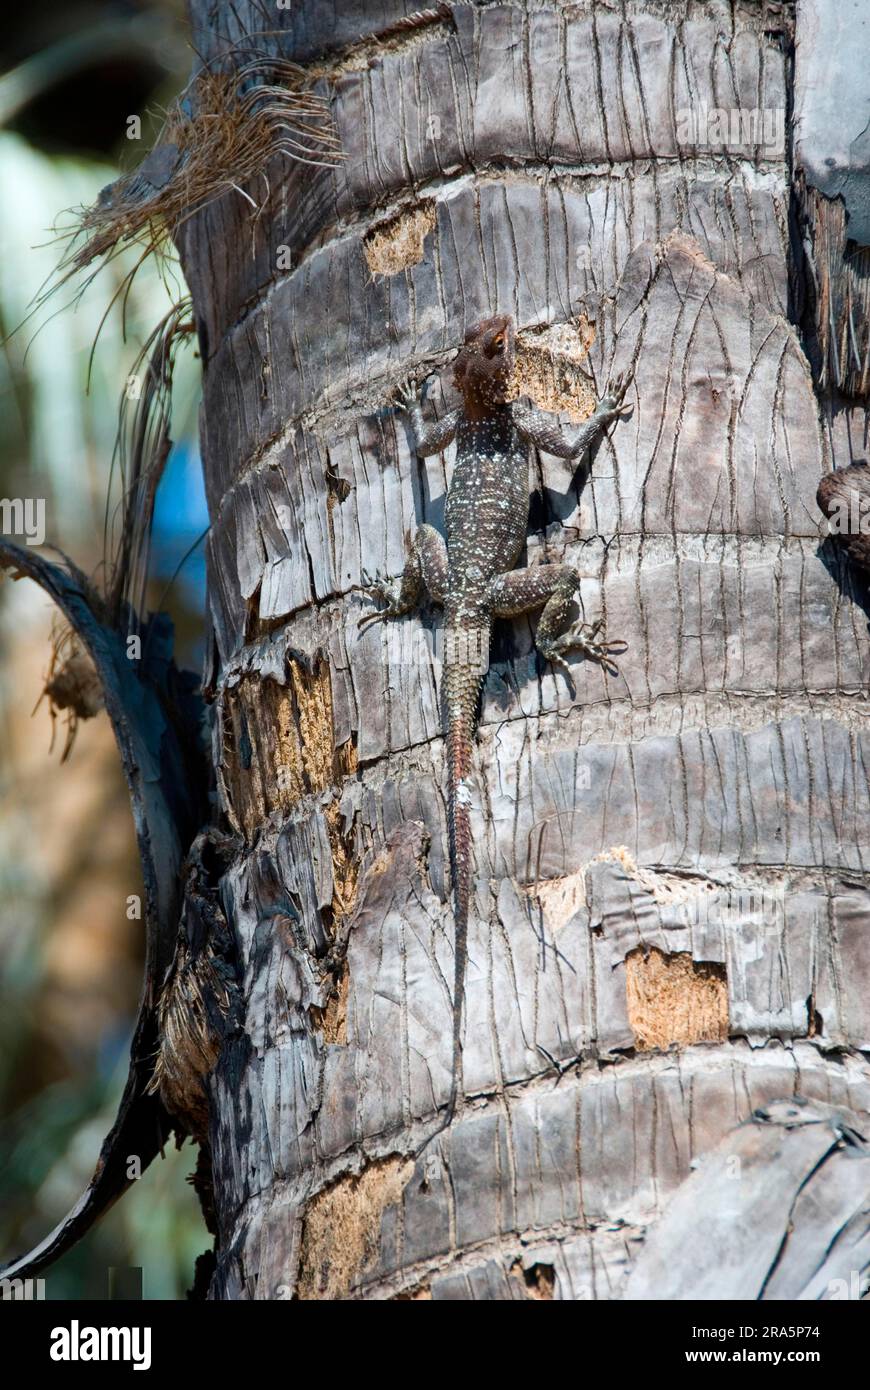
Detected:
left=392, top=378, right=420, bottom=412
left=358, top=607, right=387, bottom=633
left=359, top=571, right=389, bottom=598
left=578, top=629, right=627, bottom=678
left=600, top=369, right=634, bottom=420
left=543, top=622, right=627, bottom=679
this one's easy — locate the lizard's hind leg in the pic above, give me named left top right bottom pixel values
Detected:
left=489, top=564, right=626, bottom=686
left=358, top=523, right=447, bottom=630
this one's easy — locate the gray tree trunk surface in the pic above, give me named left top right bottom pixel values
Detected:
left=166, top=0, right=870, bottom=1299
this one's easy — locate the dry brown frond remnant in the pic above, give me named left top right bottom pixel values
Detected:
left=149, top=938, right=232, bottom=1140
left=61, top=55, right=341, bottom=282
left=106, top=300, right=195, bottom=630
left=38, top=624, right=104, bottom=762
left=296, top=1159, right=414, bottom=1299
left=625, top=946, right=728, bottom=1051
left=364, top=202, right=436, bottom=276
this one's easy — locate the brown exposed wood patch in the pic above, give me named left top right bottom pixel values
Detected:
left=221, top=677, right=296, bottom=831
left=511, top=316, right=598, bottom=420
left=287, top=657, right=334, bottom=792
left=221, top=661, right=355, bottom=832
left=364, top=202, right=436, bottom=276
left=296, top=1158, right=414, bottom=1299
left=221, top=666, right=360, bottom=929
left=625, top=947, right=728, bottom=1051
left=334, top=735, right=358, bottom=779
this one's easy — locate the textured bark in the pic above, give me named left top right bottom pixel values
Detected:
left=176, top=0, right=870, bottom=1300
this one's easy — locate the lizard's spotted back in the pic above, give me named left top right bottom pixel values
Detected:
left=446, top=406, right=530, bottom=621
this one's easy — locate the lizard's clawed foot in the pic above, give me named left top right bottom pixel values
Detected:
left=357, top=570, right=397, bottom=631
left=598, top=368, right=634, bottom=423
left=540, top=619, right=627, bottom=682
left=392, top=378, right=421, bottom=413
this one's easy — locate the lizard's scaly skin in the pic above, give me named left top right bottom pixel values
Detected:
left=359, top=316, right=629, bottom=1148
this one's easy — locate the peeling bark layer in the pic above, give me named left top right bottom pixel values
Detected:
left=794, top=0, right=870, bottom=398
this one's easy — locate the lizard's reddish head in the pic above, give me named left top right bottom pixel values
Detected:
left=453, top=315, right=514, bottom=410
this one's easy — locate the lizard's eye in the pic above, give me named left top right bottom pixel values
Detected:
left=488, top=333, right=505, bottom=357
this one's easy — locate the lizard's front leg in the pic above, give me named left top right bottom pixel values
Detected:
left=395, top=380, right=461, bottom=457
left=489, top=564, right=626, bottom=686
left=358, top=523, right=447, bottom=631
left=512, top=371, right=632, bottom=459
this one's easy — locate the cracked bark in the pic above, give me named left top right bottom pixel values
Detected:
left=177, top=1, right=870, bottom=1300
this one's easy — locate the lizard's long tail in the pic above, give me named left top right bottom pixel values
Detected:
left=441, top=626, right=488, bottom=1127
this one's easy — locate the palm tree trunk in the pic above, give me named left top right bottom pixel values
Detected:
left=178, top=0, right=870, bottom=1300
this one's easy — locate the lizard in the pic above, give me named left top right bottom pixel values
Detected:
left=358, top=314, right=631, bottom=1148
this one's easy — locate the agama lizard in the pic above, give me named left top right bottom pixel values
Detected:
left=359, top=315, right=630, bottom=1146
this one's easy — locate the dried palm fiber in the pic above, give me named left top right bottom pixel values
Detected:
left=148, top=935, right=232, bottom=1141
left=55, top=51, right=340, bottom=289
